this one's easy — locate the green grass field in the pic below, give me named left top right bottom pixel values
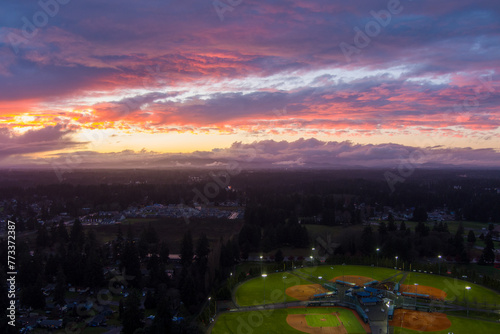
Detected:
left=306, top=313, right=340, bottom=327
left=211, top=307, right=367, bottom=334
left=234, top=272, right=311, bottom=306
left=392, top=315, right=500, bottom=334
left=297, top=264, right=400, bottom=282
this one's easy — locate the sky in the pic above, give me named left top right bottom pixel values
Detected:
left=0, top=0, right=499, bottom=169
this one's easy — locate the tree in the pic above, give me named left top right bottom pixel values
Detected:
left=69, top=218, right=85, bottom=251
left=85, top=252, right=104, bottom=289
left=195, top=234, right=210, bottom=262
left=144, top=290, right=156, bottom=309
left=479, top=233, right=495, bottom=265
left=122, top=291, right=143, bottom=334
left=360, top=226, right=374, bottom=255
left=387, top=213, right=396, bottom=231
left=57, top=220, right=69, bottom=244
left=149, top=287, right=172, bottom=334
left=274, top=249, right=284, bottom=263
left=412, top=207, right=428, bottom=222
left=467, top=230, right=476, bottom=244
left=118, top=299, right=124, bottom=320
left=54, top=266, right=66, bottom=306
left=180, top=230, right=194, bottom=267
left=415, top=222, right=429, bottom=237
left=399, top=221, right=406, bottom=231
left=121, top=240, right=142, bottom=288
left=378, top=221, right=388, bottom=240
left=36, top=224, right=49, bottom=249
left=21, top=274, right=45, bottom=309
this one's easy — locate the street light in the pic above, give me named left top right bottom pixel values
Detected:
left=262, top=274, right=268, bottom=305
left=466, top=286, right=471, bottom=317
left=260, top=255, right=263, bottom=275
left=376, top=248, right=380, bottom=267
left=438, top=255, right=442, bottom=275
left=208, top=297, right=211, bottom=319
left=395, top=256, right=398, bottom=270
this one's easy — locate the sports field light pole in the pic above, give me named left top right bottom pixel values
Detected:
left=438, top=255, right=442, bottom=275
left=262, top=274, right=267, bottom=306
left=208, top=297, right=211, bottom=319
left=414, top=283, right=418, bottom=309
left=466, top=286, right=471, bottom=317
left=376, top=248, right=380, bottom=267
left=260, top=255, right=263, bottom=275
left=283, top=276, right=287, bottom=304
left=395, top=256, right=398, bottom=270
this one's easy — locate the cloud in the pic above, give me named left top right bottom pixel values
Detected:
left=0, top=0, right=499, bottom=159
left=0, top=125, right=85, bottom=160
left=6, top=138, right=499, bottom=169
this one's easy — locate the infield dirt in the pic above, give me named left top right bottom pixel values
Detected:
left=286, top=284, right=328, bottom=300
left=389, top=309, right=451, bottom=332
left=400, top=284, right=447, bottom=300
left=332, top=275, right=374, bottom=286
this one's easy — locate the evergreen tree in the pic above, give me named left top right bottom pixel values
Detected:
left=54, top=266, right=66, bottom=305
left=378, top=221, right=388, bottom=240
left=274, top=249, right=284, bottom=263
left=399, top=221, right=406, bottom=231
left=159, top=241, right=169, bottom=264
left=122, top=291, right=143, bottom=334
left=149, top=287, right=171, bottom=334
left=412, top=207, right=428, bottom=222
left=121, top=240, right=142, bottom=288
left=467, top=230, right=476, bottom=244
left=180, top=230, right=194, bottom=267
left=479, top=233, right=495, bottom=264
left=57, top=220, right=69, bottom=243
left=69, top=218, right=85, bottom=251
left=360, top=226, right=374, bottom=255
left=36, top=224, right=49, bottom=249
left=144, top=290, right=156, bottom=309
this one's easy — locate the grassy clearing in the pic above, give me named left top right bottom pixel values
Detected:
left=83, top=217, right=243, bottom=252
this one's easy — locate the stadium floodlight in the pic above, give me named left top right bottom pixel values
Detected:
left=466, top=286, right=471, bottom=317
left=262, top=274, right=268, bottom=305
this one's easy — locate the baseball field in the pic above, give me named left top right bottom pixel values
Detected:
left=235, top=265, right=500, bottom=307
left=390, top=309, right=500, bottom=333
left=211, top=307, right=369, bottom=334
left=224, top=265, right=500, bottom=334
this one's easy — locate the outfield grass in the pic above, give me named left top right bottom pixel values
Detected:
left=297, top=264, right=401, bottom=282
left=211, top=308, right=367, bottom=334
left=392, top=315, right=500, bottom=334
left=404, top=271, right=500, bottom=305
left=234, top=272, right=311, bottom=306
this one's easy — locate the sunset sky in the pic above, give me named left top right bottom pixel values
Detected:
left=1, top=0, right=499, bottom=168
